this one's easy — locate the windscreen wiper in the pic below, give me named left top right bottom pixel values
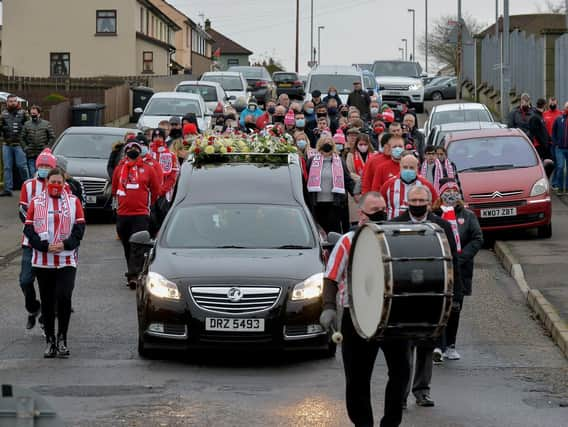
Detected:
left=215, top=245, right=248, bottom=249
left=273, top=245, right=312, bottom=249
left=460, top=164, right=515, bottom=172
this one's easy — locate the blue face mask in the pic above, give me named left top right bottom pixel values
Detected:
left=297, top=139, right=307, bottom=150
left=336, top=144, right=344, bottom=152
left=305, top=108, right=314, bottom=115
left=140, top=146, right=149, bottom=156
left=400, top=169, right=417, bottom=183
left=37, top=168, right=49, bottom=179
left=295, top=119, right=306, bottom=128
left=391, top=146, right=404, bottom=159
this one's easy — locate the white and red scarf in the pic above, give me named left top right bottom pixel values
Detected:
left=307, top=153, right=345, bottom=194
left=33, top=191, right=72, bottom=243
left=420, top=158, right=455, bottom=192
left=116, top=158, right=143, bottom=197
left=441, top=205, right=462, bottom=253
left=353, top=151, right=374, bottom=176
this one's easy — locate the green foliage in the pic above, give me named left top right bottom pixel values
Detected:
left=43, top=93, right=67, bottom=103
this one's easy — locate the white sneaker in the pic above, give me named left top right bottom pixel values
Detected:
left=433, top=348, right=444, bottom=364
left=444, top=346, right=461, bottom=360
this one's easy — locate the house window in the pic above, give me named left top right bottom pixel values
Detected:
left=227, top=58, right=239, bottom=66
left=143, top=51, right=153, bottom=73
left=50, top=53, right=70, bottom=77
left=146, top=9, right=149, bottom=34
left=96, top=10, right=117, bottom=34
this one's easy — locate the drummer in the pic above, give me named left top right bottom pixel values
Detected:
left=320, top=191, right=412, bottom=427
left=390, top=185, right=462, bottom=409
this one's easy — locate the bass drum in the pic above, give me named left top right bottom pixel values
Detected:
left=347, top=222, right=453, bottom=340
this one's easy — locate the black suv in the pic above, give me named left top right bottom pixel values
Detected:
left=273, top=71, right=305, bottom=100
left=227, top=66, right=277, bottom=105
left=133, top=154, right=335, bottom=357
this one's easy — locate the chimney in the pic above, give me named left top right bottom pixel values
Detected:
left=204, top=19, right=211, bottom=31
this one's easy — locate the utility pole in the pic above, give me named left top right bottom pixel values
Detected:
left=402, top=38, right=408, bottom=61
left=501, top=0, right=510, bottom=121
left=408, top=9, right=416, bottom=62
left=310, top=0, right=314, bottom=64
left=457, top=0, right=463, bottom=100
left=566, top=0, right=568, bottom=30
left=495, top=0, right=499, bottom=39
left=425, top=0, right=429, bottom=73
left=399, top=48, right=405, bottom=60
left=295, top=0, right=299, bottom=73
left=318, top=26, right=325, bottom=65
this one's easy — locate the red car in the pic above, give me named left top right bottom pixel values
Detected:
left=444, top=128, right=552, bottom=238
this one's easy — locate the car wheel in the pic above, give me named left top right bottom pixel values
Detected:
left=414, top=102, right=425, bottom=114
left=537, top=223, right=552, bottom=239
left=138, top=335, right=154, bottom=359
left=432, top=91, right=443, bottom=101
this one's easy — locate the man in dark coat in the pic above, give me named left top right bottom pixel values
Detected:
left=390, top=185, right=461, bottom=409
left=347, top=81, right=371, bottom=121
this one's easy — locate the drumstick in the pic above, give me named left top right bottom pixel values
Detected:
left=331, top=326, right=343, bottom=344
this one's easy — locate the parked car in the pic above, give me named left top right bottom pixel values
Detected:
left=272, top=71, right=305, bottom=100
left=424, top=102, right=495, bottom=137
left=0, top=91, right=28, bottom=108
left=304, top=65, right=364, bottom=105
left=444, top=128, right=552, bottom=237
left=424, top=77, right=457, bottom=101
left=227, top=66, right=277, bottom=105
left=51, top=126, right=131, bottom=213
left=371, top=60, right=425, bottom=113
left=427, top=121, right=505, bottom=147
left=174, top=80, right=229, bottom=117
left=200, top=71, right=249, bottom=107
left=135, top=92, right=212, bottom=131
left=133, top=153, right=335, bottom=356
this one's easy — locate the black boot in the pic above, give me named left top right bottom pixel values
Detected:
left=26, top=308, right=40, bottom=330
left=44, top=337, right=57, bottom=358
left=56, top=334, right=70, bottom=358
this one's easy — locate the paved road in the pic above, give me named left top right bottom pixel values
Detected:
left=0, top=221, right=567, bottom=426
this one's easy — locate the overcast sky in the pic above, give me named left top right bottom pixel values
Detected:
left=170, top=0, right=555, bottom=74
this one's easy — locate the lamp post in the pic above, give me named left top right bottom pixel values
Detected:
left=401, top=38, right=408, bottom=61
left=399, top=48, right=405, bottom=60
left=425, top=0, right=428, bottom=72
left=408, top=8, right=416, bottom=61
left=310, top=0, right=314, bottom=64
left=318, top=25, right=325, bottom=65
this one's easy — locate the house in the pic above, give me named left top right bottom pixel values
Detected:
left=1, top=0, right=181, bottom=77
left=189, top=19, right=214, bottom=76
left=205, top=20, right=252, bottom=70
left=477, top=13, right=566, bottom=38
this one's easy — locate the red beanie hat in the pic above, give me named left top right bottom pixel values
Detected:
left=36, top=148, right=57, bottom=169
left=381, top=109, right=395, bottom=123
left=333, top=128, right=346, bottom=144
left=183, top=123, right=198, bottom=136
left=284, top=109, right=295, bottom=126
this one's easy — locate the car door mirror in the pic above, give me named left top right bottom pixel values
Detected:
left=228, top=95, right=236, bottom=101
left=134, top=107, right=143, bottom=114
left=130, top=230, right=154, bottom=248
left=322, top=232, right=342, bottom=250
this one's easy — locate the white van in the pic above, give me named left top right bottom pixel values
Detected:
left=304, top=65, right=364, bottom=105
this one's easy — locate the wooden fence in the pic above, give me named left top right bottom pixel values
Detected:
left=103, top=83, right=130, bottom=124
left=43, top=101, right=72, bottom=137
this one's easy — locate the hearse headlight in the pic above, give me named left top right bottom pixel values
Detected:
left=291, top=273, right=323, bottom=301
left=530, top=178, right=548, bottom=197
left=146, top=272, right=181, bottom=300
left=409, top=82, right=423, bottom=91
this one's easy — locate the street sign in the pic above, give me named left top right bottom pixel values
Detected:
left=446, top=26, right=460, bottom=44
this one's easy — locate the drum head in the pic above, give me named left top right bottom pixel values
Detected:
left=349, top=225, right=385, bottom=339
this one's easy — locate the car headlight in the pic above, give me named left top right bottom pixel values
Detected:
left=409, top=82, right=423, bottom=91
left=291, top=273, right=323, bottom=301
left=146, top=272, right=181, bottom=300
left=530, top=177, right=549, bottom=197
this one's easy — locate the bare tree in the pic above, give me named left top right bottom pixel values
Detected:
left=418, top=14, right=485, bottom=72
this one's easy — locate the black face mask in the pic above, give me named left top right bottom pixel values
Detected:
left=31, top=115, right=39, bottom=121
left=245, top=122, right=257, bottom=130
left=169, top=129, right=182, bottom=139
left=273, top=115, right=285, bottom=123
left=341, top=110, right=349, bottom=117
left=408, top=204, right=428, bottom=218
left=126, top=150, right=140, bottom=160
left=328, top=108, right=338, bottom=115
left=363, top=210, right=387, bottom=222
left=267, top=107, right=276, bottom=114
left=321, top=143, right=333, bottom=153
left=224, top=114, right=236, bottom=121
left=550, top=104, right=557, bottom=111
left=316, top=112, right=327, bottom=118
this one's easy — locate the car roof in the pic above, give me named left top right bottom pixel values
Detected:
left=444, top=127, right=527, bottom=142
left=228, top=66, right=262, bottom=70
left=176, top=80, right=222, bottom=88
left=432, top=102, right=488, bottom=112
left=62, top=126, right=131, bottom=135
left=273, top=71, right=297, bottom=75
left=435, top=121, right=503, bottom=131
left=309, top=65, right=361, bottom=75
left=176, top=161, right=303, bottom=205
left=202, top=71, right=243, bottom=77
left=150, top=92, right=203, bottom=100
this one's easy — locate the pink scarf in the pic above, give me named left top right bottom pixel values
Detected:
left=307, top=153, right=345, bottom=194
left=441, top=205, right=462, bottom=253
left=34, top=191, right=72, bottom=243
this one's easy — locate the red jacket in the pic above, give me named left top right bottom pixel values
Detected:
left=369, top=158, right=401, bottom=193
left=150, top=141, right=179, bottom=198
left=361, top=153, right=390, bottom=194
left=543, top=109, right=562, bottom=138
left=112, top=159, right=161, bottom=216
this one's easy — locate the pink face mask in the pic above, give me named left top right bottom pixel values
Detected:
left=358, top=144, right=369, bottom=153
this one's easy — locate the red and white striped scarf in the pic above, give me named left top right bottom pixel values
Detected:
left=353, top=151, right=372, bottom=176
left=307, top=153, right=345, bottom=194
left=116, top=158, right=143, bottom=197
left=440, top=205, right=462, bottom=253
left=34, top=191, right=72, bottom=243
left=420, top=158, right=455, bottom=192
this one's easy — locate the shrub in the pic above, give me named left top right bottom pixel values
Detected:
left=44, top=93, right=67, bottom=103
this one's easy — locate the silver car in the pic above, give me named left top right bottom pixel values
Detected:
left=200, top=71, right=249, bottom=107
left=136, top=92, right=212, bottom=131
left=175, top=80, right=229, bottom=115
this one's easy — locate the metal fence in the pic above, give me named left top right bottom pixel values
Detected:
left=555, top=33, right=568, bottom=104
left=461, top=29, right=476, bottom=84
left=509, top=30, right=544, bottom=99
left=480, top=34, right=500, bottom=90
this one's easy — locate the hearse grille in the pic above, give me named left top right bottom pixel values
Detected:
left=190, top=286, right=281, bottom=314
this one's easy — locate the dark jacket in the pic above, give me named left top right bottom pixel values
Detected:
left=21, top=118, right=56, bottom=157
left=0, top=108, right=29, bottom=145
left=107, top=141, right=125, bottom=179
left=507, top=106, right=534, bottom=138
left=433, top=204, right=483, bottom=296
left=552, top=113, right=568, bottom=149
left=409, top=128, right=426, bottom=162
left=529, top=110, right=551, bottom=159
left=322, top=94, right=342, bottom=106
left=305, top=155, right=354, bottom=210
left=347, top=90, right=371, bottom=118
left=390, top=211, right=463, bottom=300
